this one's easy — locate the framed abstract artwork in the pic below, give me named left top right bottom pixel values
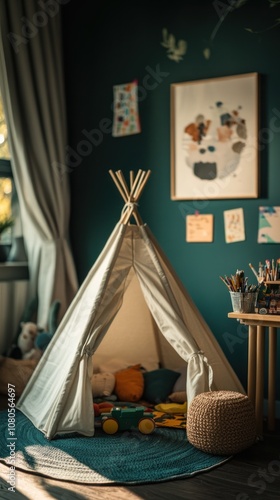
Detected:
left=170, top=73, right=259, bottom=200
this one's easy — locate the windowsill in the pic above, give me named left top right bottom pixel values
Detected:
left=0, top=262, right=29, bottom=282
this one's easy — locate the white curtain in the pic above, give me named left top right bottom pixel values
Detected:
left=0, top=1, right=78, bottom=327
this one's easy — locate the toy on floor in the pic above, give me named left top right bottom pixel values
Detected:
left=93, top=401, right=114, bottom=417
left=101, top=406, right=155, bottom=435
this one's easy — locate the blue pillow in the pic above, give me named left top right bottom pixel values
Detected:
left=143, top=368, right=180, bottom=404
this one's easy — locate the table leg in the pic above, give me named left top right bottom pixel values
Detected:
left=268, top=327, right=277, bottom=432
left=255, top=326, right=265, bottom=437
left=247, top=325, right=257, bottom=406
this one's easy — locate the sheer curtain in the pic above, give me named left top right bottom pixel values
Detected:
left=0, top=1, right=78, bottom=327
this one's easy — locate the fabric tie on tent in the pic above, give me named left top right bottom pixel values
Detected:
left=187, top=351, right=214, bottom=388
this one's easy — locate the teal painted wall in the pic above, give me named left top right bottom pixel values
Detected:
left=62, top=1, right=280, bottom=397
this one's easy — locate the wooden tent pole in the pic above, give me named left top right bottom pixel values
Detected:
left=136, top=170, right=151, bottom=200
left=110, top=169, right=150, bottom=226
left=133, top=170, right=146, bottom=199
left=133, top=170, right=145, bottom=199
left=115, top=170, right=137, bottom=224
left=116, top=170, right=130, bottom=201
left=109, top=170, right=127, bottom=203
left=130, top=170, right=143, bottom=200
left=129, top=171, right=135, bottom=192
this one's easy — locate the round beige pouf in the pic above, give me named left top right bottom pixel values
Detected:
left=187, top=391, right=257, bottom=455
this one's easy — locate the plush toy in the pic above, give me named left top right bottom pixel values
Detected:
left=35, top=331, right=52, bottom=351
left=17, top=322, right=41, bottom=360
left=8, top=299, right=61, bottom=360
left=6, top=297, right=39, bottom=359
left=91, top=372, right=115, bottom=398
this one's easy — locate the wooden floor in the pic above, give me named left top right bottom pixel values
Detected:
left=0, top=419, right=279, bottom=500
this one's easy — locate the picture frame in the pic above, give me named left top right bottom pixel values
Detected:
left=170, top=73, right=259, bottom=200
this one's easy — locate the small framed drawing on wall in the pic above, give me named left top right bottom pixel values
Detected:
left=170, top=73, right=259, bottom=200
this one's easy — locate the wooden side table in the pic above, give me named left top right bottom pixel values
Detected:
left=228, top=312, right=279, bottom=436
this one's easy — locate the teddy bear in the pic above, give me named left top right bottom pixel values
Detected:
left=8, top=299, right=61, bottom=360
left=17, top=322, right=42, bottom=361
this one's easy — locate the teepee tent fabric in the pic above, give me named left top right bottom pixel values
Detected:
left=17, top=170, right=244, bottom=440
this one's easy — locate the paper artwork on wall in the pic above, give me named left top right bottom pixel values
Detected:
left=224, top=208, right=245, bottom=243
left=186, top=214, right=214, bottom=242
left=257, top=206, right=280, bottom=243
left=161, top=28, right=187, bottom=63
left=112, top=80, right=141, bottom=137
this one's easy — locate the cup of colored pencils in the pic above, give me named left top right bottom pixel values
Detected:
left=219, top=270, right=260, bottom=313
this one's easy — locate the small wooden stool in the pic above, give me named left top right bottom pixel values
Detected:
left=187, top=391, right=257, bottom=455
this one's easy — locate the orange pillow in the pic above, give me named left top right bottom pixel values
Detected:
left=114, top=364, right=144, bottom=402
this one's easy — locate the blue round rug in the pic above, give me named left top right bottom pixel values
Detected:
left=0, top=410, right=230, bottom=484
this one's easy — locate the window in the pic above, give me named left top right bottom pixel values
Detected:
left=0, top=93, right=10, bottom=159
left=0, top=92, right=13, bottom=244
left=0, top=176, right=12, bottom=243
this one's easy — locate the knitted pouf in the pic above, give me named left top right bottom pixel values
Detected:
left=187, top=391, right=257, bottom=455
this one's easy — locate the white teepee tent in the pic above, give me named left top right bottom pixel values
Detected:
left=17, top=170, right=244, bottom=439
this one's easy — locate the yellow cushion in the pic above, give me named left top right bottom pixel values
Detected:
left=114, top=364, right=144, bottom=402
left=154, top=402, right=187, bottom=414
